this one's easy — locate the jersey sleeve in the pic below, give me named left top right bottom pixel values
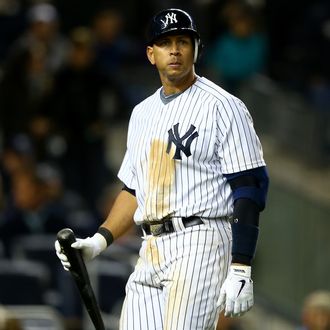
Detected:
left=117, top=150, right=136, bottom=190
left=217, top=97, right=266, bottom=174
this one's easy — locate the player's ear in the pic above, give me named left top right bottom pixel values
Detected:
left=146, top=46, right=155, bottom=65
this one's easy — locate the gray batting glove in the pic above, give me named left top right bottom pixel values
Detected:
left=55, top=233, right=107, bottom=271
left=218, top=265, right=254, bottom=317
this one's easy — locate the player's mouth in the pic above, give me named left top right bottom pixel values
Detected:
left=168, top=62, right=182, bottom=68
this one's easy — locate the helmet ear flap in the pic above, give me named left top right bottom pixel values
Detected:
left=193, top=39, right=199, bottom=63
left=194, top=38, right=203, bottom=64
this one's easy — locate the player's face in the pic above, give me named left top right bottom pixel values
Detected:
left=147, top=34, right=195, bottom=88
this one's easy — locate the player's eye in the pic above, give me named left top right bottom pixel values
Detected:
left=156, top=39, right=170, bottom=47
left=178, top=39, right=189, bottom=45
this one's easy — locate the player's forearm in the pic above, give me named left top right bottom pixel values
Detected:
left=99, top=190, right=137, bottom=242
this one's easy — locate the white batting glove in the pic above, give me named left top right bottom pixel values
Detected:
left=55, top=233, right=107, bottom=271
left=55, top=240, right=71, bottom=271
left=218, top=265, right=254, bottom=317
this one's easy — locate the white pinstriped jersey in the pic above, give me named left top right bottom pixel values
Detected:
left=118, top=76, right=265, bottom=224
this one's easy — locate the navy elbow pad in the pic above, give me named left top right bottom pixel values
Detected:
left=224, top=166, right=269, bottom=211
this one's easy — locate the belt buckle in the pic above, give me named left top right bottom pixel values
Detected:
left=149, top=223, right=164, bottom=236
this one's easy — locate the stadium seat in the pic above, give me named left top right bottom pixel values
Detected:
left=10, top=234, right=62, bottom=290
left=0, top=259, right=50, bottom=305
left=7, top=305, right=65, bottom=330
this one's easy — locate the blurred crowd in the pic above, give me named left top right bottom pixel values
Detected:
left=0, top=1, right=143, bottom=250
left=0, top=0, right=329, bottom=329
left=0, top=2, right=139, bottom=205
left=0, top=1, right=145, bottom=328
left=0, top=0, right=330, bottom=248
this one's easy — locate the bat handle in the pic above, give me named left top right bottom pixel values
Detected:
left=57, top=228, right=90, bottom=283
left=57, top=228, right=105, bottom=330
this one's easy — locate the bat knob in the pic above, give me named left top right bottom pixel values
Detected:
left=57, top=228, right=77, bottom=250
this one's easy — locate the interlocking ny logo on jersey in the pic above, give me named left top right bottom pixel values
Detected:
left=166, top=123, right=199, bottom=160
left=161, top=12, right=177, bottom=28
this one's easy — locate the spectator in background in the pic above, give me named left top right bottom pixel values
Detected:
left=92, top=7, right=127, bottom=77
left=299, top=290, right=330, bottom=330
left=0, top=135, right=35, bottom=197
left=48, top=26, right=123, bottom=212
left=0, top=139, right=98, bottom=254
left=205, top=0, right=268, bottom=94
left=0, top=40, right=52, bottom=147
left=0, top=164, right=69, bottom=257
left=91, top=6, right=144, bottom=109
left=8, top=2, right=69, bottom=74
left=0, top=3, right=69, bottom=162
left=92, top=7, right=145, bottom=74
left=0, top=0, right=25, bottom=64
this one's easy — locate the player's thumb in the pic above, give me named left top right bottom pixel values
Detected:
left=71, top=239, right=84, bottom=249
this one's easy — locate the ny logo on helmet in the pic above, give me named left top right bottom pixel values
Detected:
left=166, top=123, right=199, bottom=160
left=161, top=13, right=177, bottom=28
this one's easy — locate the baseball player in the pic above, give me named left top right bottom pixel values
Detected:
left=55, top=8, right=269, bottom=330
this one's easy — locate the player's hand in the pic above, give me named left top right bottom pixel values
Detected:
left=55, top=240, right=71, bottom=271
left=55, top=233, right=107, bottom=271
left=218, top=265, right=254, bottom=317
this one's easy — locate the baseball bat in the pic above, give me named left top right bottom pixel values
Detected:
left=57, top=228, right=105, bottom=330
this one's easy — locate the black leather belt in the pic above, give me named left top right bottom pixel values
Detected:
left=141, top=216, right=203, bottom=236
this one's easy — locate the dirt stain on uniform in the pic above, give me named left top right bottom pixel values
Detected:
left=165, top=265, right=189, bottom=329
left=144, top=139, right=175, bottom=219
left=146, top=236, right=160, bottom=266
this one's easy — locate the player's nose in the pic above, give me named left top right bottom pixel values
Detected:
left=169, top=42, right=180, bottom=55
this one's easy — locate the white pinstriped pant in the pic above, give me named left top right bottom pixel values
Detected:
left=119, top=218, right=232, bottom=330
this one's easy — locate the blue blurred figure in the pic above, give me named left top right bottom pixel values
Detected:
left=206, top=0, right=268, bottom=94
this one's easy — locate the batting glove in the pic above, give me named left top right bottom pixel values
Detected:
left=55, top=233, right=107, bottom=271
left=218, top=265, right=254, bottom=317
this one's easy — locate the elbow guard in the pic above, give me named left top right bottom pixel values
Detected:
left=224, top=166, right=269, bottom=211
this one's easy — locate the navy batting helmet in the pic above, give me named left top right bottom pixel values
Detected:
left=147, top=8, right=202, bottom=63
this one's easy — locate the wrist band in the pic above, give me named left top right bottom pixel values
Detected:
left=97, top=227, right=114, bottom=247
left=231, top=253, right=253, bottom=266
